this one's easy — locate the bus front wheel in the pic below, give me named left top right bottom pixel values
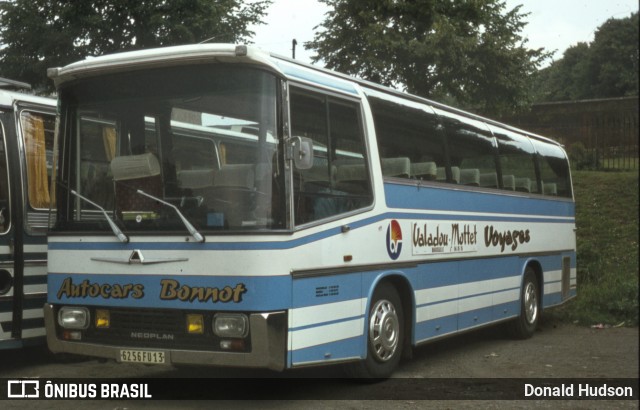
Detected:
left=348, top=282, right=404, bottom=379
left=509, top=267, right=540, bottom=339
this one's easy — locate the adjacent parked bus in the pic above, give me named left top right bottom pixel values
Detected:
left=44, top=45, right=576, bottom=377
left=0, top=78, right=56, bottom=349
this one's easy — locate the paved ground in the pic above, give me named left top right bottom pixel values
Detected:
left=1, top=315, right=638, bottom=409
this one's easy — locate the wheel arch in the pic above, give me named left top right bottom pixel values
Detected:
left=368, top=272, right=415, bottom=356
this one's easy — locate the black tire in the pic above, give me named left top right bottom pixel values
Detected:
left=347, top=282, right=404, bottom=379
left=509, top=267, right=540, bottom=339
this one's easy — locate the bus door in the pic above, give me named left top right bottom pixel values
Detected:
left=0, top=102, right=55, bottom=348
left=0, top=108, right=18, bottom=346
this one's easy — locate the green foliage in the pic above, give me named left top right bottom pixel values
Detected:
left=533, top=12, right=639, bottom=102
left=0, top=0, right=271, bottom=92
left=555, top=171, right=639, bottom=326
left=305, top=0, right=551, bottom=117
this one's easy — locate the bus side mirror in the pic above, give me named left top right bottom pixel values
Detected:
left=289, top=137, right=314, bottom=170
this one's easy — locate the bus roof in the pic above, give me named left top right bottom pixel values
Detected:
left=0, top=88, right=56, bottom=109
left=47, top=43, right=562, bottom=148
left=47, top=44, right=280, bottom=88
left=269, top=52, right=563, bottom=148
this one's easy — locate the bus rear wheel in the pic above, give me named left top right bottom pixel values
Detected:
left=348, top=282, right=404, bottom=379
left=509, top=267, right=540, bottom=339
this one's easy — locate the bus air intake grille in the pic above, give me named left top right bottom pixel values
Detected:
left=76, top=307, right=251, bottom=352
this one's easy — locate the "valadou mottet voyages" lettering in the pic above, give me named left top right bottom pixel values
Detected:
left=484, top=225, right=531, bottom=252
left=411, top=222, right=532, bottom=254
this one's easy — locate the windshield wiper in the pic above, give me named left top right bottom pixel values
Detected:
left=136, top=189, right=205, bottom=243
left=70, top=190, right=129, bottom=243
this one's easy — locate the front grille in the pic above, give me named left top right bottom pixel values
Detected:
left=111, top=309, right=182, bottom=334
left=72, top=307, right=251, bottom=352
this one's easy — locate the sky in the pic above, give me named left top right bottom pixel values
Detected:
left=249, top=0, right=639, bottom=65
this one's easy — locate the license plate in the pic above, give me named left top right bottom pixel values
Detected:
left=119, top=349, right=166, bottom=364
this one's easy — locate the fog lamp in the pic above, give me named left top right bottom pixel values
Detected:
left=58, top=307, right=89, bottom=329
left=220, top=339, right=246, bottom=351
left=213, top=314, right=248, bottom=338
left=63, top=330, right=82, bottom=340
left=95, top=309, right=110, bottom=328
left=187, top=314, right=204, bottom=334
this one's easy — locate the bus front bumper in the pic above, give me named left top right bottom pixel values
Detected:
left=44, top=304, right=287, bottom=371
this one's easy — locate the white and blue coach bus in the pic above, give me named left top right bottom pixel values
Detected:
left=0, top=78, right=56, bottom=348
left=44, top=45, right=576, bottom=377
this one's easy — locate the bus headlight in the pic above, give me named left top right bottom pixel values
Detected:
left=213, top=313, right=248, bottom=338
left=58, top=307, right=89, bottom=329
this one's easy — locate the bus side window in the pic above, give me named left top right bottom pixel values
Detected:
left=0, top=122, right=9, bottom=233
left=366, top=93, right=445, bottom=182
left=530, top=139, right=573, bottom=198
left=20, top=111, right=56, bottom=210
left=437, top=111, right=499, bottom=188
left=290, top=88, right=372, bottom=225
left=489, top=126, right=538, bottom=194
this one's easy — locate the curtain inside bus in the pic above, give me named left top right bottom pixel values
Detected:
left=22, top=112, right=53, bottom=209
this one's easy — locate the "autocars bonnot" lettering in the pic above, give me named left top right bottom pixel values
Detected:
left=159, top=279, right=247, bottom=303
left=56, top=277, right=144, bottom=299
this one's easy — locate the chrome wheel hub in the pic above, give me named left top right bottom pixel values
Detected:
left=369, top=299, right=399, bottom=362
left=524, top=281, right=538, bottom=324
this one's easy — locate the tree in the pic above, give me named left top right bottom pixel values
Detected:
left=305, top=0, right=550, bottom=116
left=532, top=43, right=592, bottom=101
left=588, top=12, right=639, bottom=98
left=0, top=0, right=271, bottom=92
left=533, top=12, right=639, bottom=102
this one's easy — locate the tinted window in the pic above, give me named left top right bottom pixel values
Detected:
left=367, top=93, right=446, bottom=182
left=21, top=111, right=56, bottom=209
left=530, top=139, right=573, bottom=198
left=489, top=125, right=539, bottom=194
left=435, top=108, right=499, bottom=188
left=59, top=66, right=283, bottom=233
left=291, top=88, right=372, bottom=225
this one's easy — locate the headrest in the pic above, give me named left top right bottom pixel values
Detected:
left=110, top=153, right=161, bottom=181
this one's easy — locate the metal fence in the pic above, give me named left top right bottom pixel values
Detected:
left=501, top=96, right=639, bottom=170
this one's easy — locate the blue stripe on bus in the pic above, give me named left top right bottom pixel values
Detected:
left=292, top=273, right=362, bottom=309
left=47, top=210, right=574, bottom=252
left=415, top=313, right=458, bottom=341
left=0, top=296, right=47, bottom=312
left=25, top=296, right=47, bottom=309
left=47, top=273, right=292, bottom=311
left=0, top=337, right=46, bottom=350
left=407, top=259, right=459, bottom=289
left=384, top=183, right=575, bottom=218
left=544, top=288, right=577, bottom=307
left=19, top=318, right=45, bottom=330
left=23, top=254, right=47, bottom=260
left=47, top=225, right=353, bottom=251
left=537, top=252, right=577, bottom=270
left=544, top=291, right=563, bottom=307
left=289, top=314, right=364, bottom=332
left=289, top=335, right=364, bottom=366
left=24, top=275, right=47, bottom=285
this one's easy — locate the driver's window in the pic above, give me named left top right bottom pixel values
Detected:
left=290, top=88, right=372, bottom=225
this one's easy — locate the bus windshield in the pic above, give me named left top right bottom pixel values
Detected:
left=56, top=65, right=284, bottom=234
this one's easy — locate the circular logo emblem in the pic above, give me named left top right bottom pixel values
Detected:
left=386, top=220, right=403, bottom=260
